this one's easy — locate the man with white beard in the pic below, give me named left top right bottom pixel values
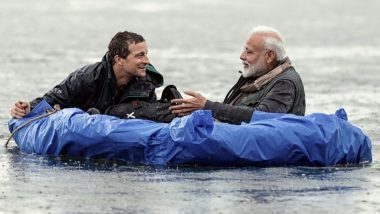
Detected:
left=170, top=25, right=305, bottom=124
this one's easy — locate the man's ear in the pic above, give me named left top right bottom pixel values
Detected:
left=266, top=50, right=276, bottom=64
left=114, top=55, right=122, bottom=65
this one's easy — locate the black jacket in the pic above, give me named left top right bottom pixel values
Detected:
left=30, top=53, right=163, bottom=113
left=205, top=67, right=305, bottom=124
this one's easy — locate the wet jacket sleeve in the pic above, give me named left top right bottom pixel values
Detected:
left=30, top=69, right=92, bottom=109
left=204, top=80, right=296, bottom=124
left=204, top=100, right=254, bottom=124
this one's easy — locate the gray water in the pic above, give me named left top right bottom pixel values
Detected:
left=1, top=0, right=379, bottom=213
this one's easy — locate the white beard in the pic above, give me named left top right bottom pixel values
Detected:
left=242, top=62, right=257, bottom=78
left=242, top=61, right=266, bottom=78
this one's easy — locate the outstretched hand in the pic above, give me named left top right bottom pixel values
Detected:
left=170, top=91, right=207, bottom=116
left=11, top=101, right=31, bottom=119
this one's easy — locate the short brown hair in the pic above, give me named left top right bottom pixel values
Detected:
left=108, top=31, right=145, bottom=64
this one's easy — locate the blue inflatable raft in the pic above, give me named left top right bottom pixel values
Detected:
left=8, top=100, right=372, bottom=166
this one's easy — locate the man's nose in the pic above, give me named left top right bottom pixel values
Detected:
left=240, top=51, right=246, bottom=61
left=143, top=56, right=150, bottom=64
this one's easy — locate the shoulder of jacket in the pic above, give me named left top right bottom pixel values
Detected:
left=276, top=67, right=301, bottom=81
left=68, top=62, right=105, bottom=85
left=73, top=61, right=102, bottom=74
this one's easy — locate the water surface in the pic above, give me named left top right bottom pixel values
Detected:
left=0, top=0, right=379, bottom=213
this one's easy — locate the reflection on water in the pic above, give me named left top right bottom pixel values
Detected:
left=1, top=0, right=380, bottom=213
left=1, top=146, right=378, bottom=213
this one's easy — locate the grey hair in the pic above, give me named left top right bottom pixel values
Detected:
left=249, top=25, right=287, bottom=61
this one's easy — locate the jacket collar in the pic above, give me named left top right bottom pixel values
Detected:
left=240, top=57, right=292, bottom=93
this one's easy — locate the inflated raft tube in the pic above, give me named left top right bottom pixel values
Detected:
left=8, top=100, right=372, bottom=167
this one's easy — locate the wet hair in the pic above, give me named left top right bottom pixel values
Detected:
left=250, top=25, right=287, bottom=61
left=108, top=31, right=145, bottom=64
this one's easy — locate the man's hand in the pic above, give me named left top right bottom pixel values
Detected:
left=11, top=101, right=31, bottom=119
left=170, top=91, right=207, bottom=116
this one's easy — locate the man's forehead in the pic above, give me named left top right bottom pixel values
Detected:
left=245, top=34, right=265, bottom=49
left=128, top=41, right=147, bottom=52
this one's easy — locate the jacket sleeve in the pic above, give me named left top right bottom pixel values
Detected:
left=30, top=68, right=92, bottom=110
left=204, top=100, right=254, bottom=124
left=204, top=80, right=296, bottom=124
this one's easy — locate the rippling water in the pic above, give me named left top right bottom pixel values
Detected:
left=1, top=0, right=379, bottom=213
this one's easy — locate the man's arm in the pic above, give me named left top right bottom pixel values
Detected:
left=204, top=100, right=254, bottom=124
left=169, top=91, right=252, bottom=124
left=29, top=69, right=92, bottom=110
left=205, top=80, right=296, bottom=124
left=171, top=80, right=296, bottom=124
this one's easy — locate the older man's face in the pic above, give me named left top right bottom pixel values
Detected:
left=240, top=34, right=268, bottom=78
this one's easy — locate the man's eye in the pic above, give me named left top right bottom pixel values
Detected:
left=244, top=48, right=253, bottom=54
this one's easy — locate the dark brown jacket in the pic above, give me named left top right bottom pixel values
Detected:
left=205, top=66, right=305, bottom=124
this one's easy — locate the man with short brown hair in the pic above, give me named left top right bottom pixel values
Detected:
left=11, top=31, right=164, bottom=119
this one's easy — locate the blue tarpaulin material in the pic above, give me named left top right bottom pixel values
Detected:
left=8, top=100, right=372, bottom=166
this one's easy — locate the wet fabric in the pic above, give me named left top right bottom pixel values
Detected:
left=105, top=101, right=176, bottom=123
left=105, top=85, right=182, bottom=123
left=29, top=53, right=163, bottom=113
left=209, top=65, right=306, bottom=124
left=8, top=100, right=372, bottom=166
